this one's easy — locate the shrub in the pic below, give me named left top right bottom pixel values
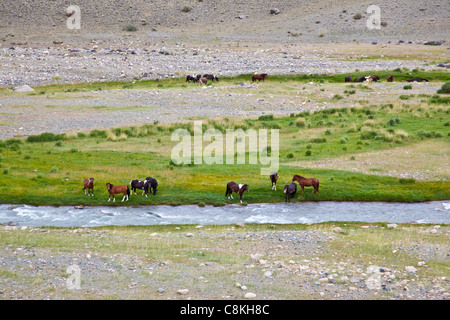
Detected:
left=305, top=150, right=312, bottom=156
left=182, top=5, right=192, bottom=12
left=399, top=178, right=415, bottom=184
left=286, top=153, right=294, bottom=159
left=403, top=85, right=412, bottom=90
left=124, top=24, right=137, bottom=32
left=89, top=129, right=107, bottom=138
left=258, top=114, right=274, bottom=121
left=27, top=132, right=66, bottom=143
left=353, top=13, right=362, bottom=20
left=437, top=82, right=450, bottom=94
left=310, top=138, right=326, bottom=143
left=295, top=117, right=306, bottom=128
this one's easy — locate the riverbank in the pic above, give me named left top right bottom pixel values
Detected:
left=0, top=222, right=448, bottom=300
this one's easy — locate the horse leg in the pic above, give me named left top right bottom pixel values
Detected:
left=239, top=193, right=243, bottom=204
left=301, top=186, right=304, bottom=195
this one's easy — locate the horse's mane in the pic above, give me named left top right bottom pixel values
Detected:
left=293, top=175, right=305, bottom=179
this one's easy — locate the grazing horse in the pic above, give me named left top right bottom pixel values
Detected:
left=345, top=76, right=352, bottom=82
left=406, top=78, right=429, bottom=82
left=203, top=74, right=219, bottom=81
left=186, top=74, right=201, bottom=83
left=199, top=77, right=208, bottom=85
left=387, top=76, right=394, bottom=82
left=130, top=179, right=147, bottom=196
left=144, top=177, right=158, bottom=196
left=225, top=181, right=249, bottom=203
left=284, top=182, right=297, bottom=203
left=252, top=73, right=267, bottom=82
left=83, top=178, right=94, bottom=196
left=353, top=77, right=365, bottom=82
left=106, top=183, right=130, bottom=202
left=367, top=75, right=380, bottom=82
left=292, top=174, right=319, bottom=195
left=270, top=171, right=279, bottom=190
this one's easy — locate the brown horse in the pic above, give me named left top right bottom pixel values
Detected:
left=270, top=171, right=279, bottom=190
left=225, top=181, right=249, bottom=203
left=199, top=77, right=208, bottom=85
left=292, top=175, right=319, bottom=194
left=83, top=178, right=94, bottom=196
left=252, top=73, right=267, bottom=82
left=387, top=76, right=394, bottom=82
left=106, top=183, right=130, bottom=202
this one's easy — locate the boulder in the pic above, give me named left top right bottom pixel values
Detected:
left=13, top=85, right=34, bottom=92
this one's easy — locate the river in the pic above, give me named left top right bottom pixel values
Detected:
left=0, top=201, right=449, bottom=227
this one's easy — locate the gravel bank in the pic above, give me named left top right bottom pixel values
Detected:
left=0, top=224, right=448, bottom=300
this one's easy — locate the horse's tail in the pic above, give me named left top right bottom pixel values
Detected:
left=225, top=185, right=229, bottom=196
left=127, top=186, right=130, bottom=196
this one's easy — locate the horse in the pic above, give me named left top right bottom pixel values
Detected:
left=144, top=177, right=158, bottom=196
left=406, top=78, right=429, bottom=82
left=344, top=76, right=352, bottom=82
left=199, top=77, right=208, bottom=85
left=353, top=77, right=365, bottom=82
left=270, top=171, right=279, bottom=190
left=284, top=182, right=297, bottom=203
left=83, top=178, right=94, bottom=196
left=292, top=174, right=319, bottom=195
left=387, top=76, right=394, bottom=82
left=367, top=75, right=380, bottom=82
left=130, top=179, right=147, bottom=196
left=203, top=74, right=219, bottom=81
left=252, top=73, right=267, bottom=82
left=225, top=181, right=249, bottom=203
left=106, top=183, right=130, bottom=202
left=186, top=74, right=201, bottom=83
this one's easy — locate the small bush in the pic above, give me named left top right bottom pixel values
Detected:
left=27, top=132, right=66, bottom=143
left=286, top=153, right=294, bottom=159
left=305, top=150, right=312, bottom=156
left=124, top=24, right=137, bottom=32
left=182, top=5, right=192, bottom=12
left=353, top=13, right=363, bottom=20
left=310, top=138, right=326, bottom=143
left=437, top=82, right=450, bottom=94
left=399, top=178, right=415, bottom=184
left=258, top=114, right=274, bottom=121
left=295, top=117, right=306, bottom=128
left=403, top=85, right=412, bottom=90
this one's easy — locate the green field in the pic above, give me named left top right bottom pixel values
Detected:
left=0, top=98, right=448, bottom=206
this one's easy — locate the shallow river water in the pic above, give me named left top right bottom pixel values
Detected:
left=0, top=201, right=449, bottom=227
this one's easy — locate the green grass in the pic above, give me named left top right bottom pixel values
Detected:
left=1, top=70, right=448, bottom=95
left=0, top=103, right=449, bottom=206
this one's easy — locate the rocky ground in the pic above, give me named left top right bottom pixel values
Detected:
left=0, top=224, right=448, bottom=300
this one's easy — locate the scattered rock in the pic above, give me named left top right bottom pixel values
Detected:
left=270, top=8, right=280, bottom=15
left=244, top=292, right=256, bottom=299
left=405, top=266, right=417, bottom=274
left=13, top=85, right=34, bottom=92
left=177, top=289, right=189, bottom=295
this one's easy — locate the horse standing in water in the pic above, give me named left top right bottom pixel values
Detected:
left=225, top=181, right=249, bottom=203
left=83, top=178, right=94, bottom=196
left=284, top=182, right=297, bottom=203
left=270, top=171, right=279, bottom=190
left=292, top=175, right=320, bottom=195
left=144, top=177, right=158, bottom=196
left=106, top=183, right=130, bottom=202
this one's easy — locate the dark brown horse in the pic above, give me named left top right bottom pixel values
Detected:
left=199, top=77, right=208, bottom=85
left=270, top=171, right=279, bottom=190
left=83, top=178, right=94, bottom=196
left=106, top=183, right=130, bottom=202
left=130, top=179, right=147, bottom=196
left=292, top=175, right=319, bottom=194
left=284, top=182, right=297, bottom=203
left=387, top=76, right=394, bottom=82
left=252, top=73, right=267, bottom=82
left=225, top=181, right=249, bottom=203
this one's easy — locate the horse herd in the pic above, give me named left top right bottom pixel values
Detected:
left=186, top=73, right=268, bottom=85
left=83, top=177, right=158, bottom=202
left=187, top=73, right=428, bottom=85
left=83, top=172, right=319, bottom=204
left=345, top=75, right=429, bottom=83
left=225, top=172, right=319, bottom=203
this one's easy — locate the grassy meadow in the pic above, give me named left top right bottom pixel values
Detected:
left=0, top=91, right=449, bottom=206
